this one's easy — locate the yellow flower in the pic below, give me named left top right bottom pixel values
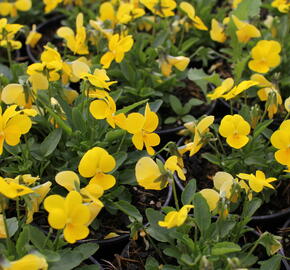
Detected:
left=26, top=181, right=52, bottom=224
left=199, top=189, right=220, bottom=211
left=89, top=91, right=126, bottom=129
left=140, top=0, right=176, bottom=17
left=27, top=63, right=49, bottom=91
left=44, top=191, right=90, bottom=243
left=164, top=156, right=185, bottom=180
left=248, top=40, right=281, bottom=73
left=135, top=157, right=165, bottom=190
left=1, top=84, right=32, bottom=108
left=232, top=15, right=261, bottom=43
left=0, top=105, right=37, bottom=155
left=57, top=13, right=88, bottom=55
left=210, top=19, right=226, bottom=43
left=0, top=215, right=7, bottom=238
left=26, top=24, right=42, bottom=48
left=251, top=74, right=282, bottom=119
left=0, top=0, right=31, bottom=17
left=271, top=0, right=290, bottom=13
left=207, top=78, right=234, bottom=100
left=55, top=171, right=80, bottom=191
left=219, top=114, right=251, bottom=149
left=101, top=34, right=134, bottom=69
left=125, top=103, right=160, bottom=155
left=232, top=0, right=243, bottom=8
left=159, top=55, right=190, bottom=77
left=43, top=0, right=62, bottom=13
left=270, top=120, right=290, bottom=167
left=117, top=2, right=145, bottom=24
left=138, top=16, right=155, bottom=31
left=0, top=176, right=34, bottom=199
left=237, top=171, right=277, bottom=192
left=222, top=80, right=258, bottom=100
left=78, top=147, right=116, bottom=190
left=99, top=2, right=117, bottom=27
left=179, top=1, right=208, bottom=30
left=213, top=171, right=234, bottom=200
left=1, top=254, right=48, bottom=270
left=0, top=19, right=23, bottom=49
left=158, top=205, right=193, bottom=229
left=179, top=116, right=214, bottom=156
left=284, top=97, right=290, bottom=112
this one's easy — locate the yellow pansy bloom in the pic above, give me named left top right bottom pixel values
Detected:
left=222, top=80, right=258, bottom=100
left=140, top=0, right=176, bottom=17
left=232, top=15, right=261, bottom=43
left=78, top=147, right=116, bottom=190
left=117, top=2, right=145, bottom=24
left=0, top=0, right=31, bottom=17
left=271, top=0, right=290, bottom=13
left=199, top=189, right=220, bottom=211
left=26, top=24, right=42, bottom=48
left=43, top=0, right=62, bottom=13
left=210, top=19, right=226, bottom=43
left=0, top=177, right=34, bottom=199
left=179, top=116, right=214, bottom=156
left=179, top=1, right=208, bottom=31
left=57, top=13, right=88, bottom=55
left=284, top=97, right=290, bottom=112
left=159, top=55, right=190, bottom=77
left=158, top=205, right=193, bottom=229
left=0, top=105, right=37, bottom=155
left=101, top=33, right=134, bottom=69
left=219, top=114, right=250, bottom=149
left=126, top=103, right=160, bottom=155
left=207, top=78, right=234, bottom=100
left=164, top=155, right=186, bottom=180
left=248, top=40, right=281, bottom=73
left=270, top=120, right=290, bottom=167
left=237, top=171, right=277, bottom=193
left=0, top=215, right=7, bottom=238
left=0, top=19, right=23, bottom=49
left=44, top=191, right=90, bottom=243
left=1, top=84, right=32, bottom=108
left=1, top=254, right=48, bottom=270
left=26, top=181, right=52, bottom=224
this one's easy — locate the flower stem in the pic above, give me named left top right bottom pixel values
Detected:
left=172, top=178, right=179, bottom=210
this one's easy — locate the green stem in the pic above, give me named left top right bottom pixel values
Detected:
left=16, top=197, right=21, bottom=221
left=145, top=231, right=167, bottom=264
left=6, top=42, right=12, bottom=68
left=43, top=228, right=52, bottom=249
left=284, top=111, right=290, bottom=121
left=171, top=179, right=179, bottom=210
left=117, top=131, right=126, bottom=153
left=1, top=198, right=12, bottom=255
left=53, top=229, right=62, bottom=250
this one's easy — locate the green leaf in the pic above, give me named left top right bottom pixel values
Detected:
left=258, top=232, right=282, bottom=256
left=181, top=115, right=195, bottom=122
left=241, top=197, right=262, bottom=219
left=111, top=152, right=128, bottom=173
left=164, top=117, right=177, bottom=124
left=181, top=179, right=196, bottom=205
left=74, top=243, right=99, bottom=259
left=188, top=98, right=204, bottom=107
left=40, top=128, right=62, bottom=157
left=145, top=256, right=160, bottom=270
left=0, top=63, right=13, bottom=80
left=201, top=153, right=220, bottom=166
left=181, top=37, right=199, bottom=52
left=72, top=107, right=85, bottom=132
left=41, top=250, right=61, bottom=262
left=117, top=99, right=149, bottom=114
left=105, top=129, right=125, bottom=142
left=152, top=30, right=168, bottom=48
left=114, top=200, right=143, bottom=223
left=193, top=193, right=211, bottom=234
left=211, top=242, right=241, bottom=255
left=6, top=217, right=18, bottom=237
left=76, top=265, right=101, bottom=270
left=169, top=95, right=183, bottom=115
left=16, top=225, right=30, bottom=257
left=120, top=60, right=136, bottom=83
left=253, top=120, right=273, bottom=139
left=232, top=0, right=262, bottom=19
left=28, top=225, right=53, bottom=250
left=259, top=254, right=282, bottom=270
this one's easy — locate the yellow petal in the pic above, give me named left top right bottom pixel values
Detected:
left=55, top=171, right=80, bottom=191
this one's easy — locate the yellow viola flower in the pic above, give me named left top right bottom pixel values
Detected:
left=1, top=84, right=32, bottom=108
left=43, top=0, right=62, bottom=13
left=140, top=0, right=176, bottom=17
left=284, top=97, right=290, bottom=112
left=232, top=15, right=261, bottom=43
left=55, top=171, right=80, bottom=192
left=0, top=105, right=37, bottom=155
left=248, top=40, right=281, bottom=73
left=179, top=1, right=208, bottom=30
left=26, top=181, right=52, bottom=224
left=1, top=254, right=48, bottom=270
left=158, top=205, right=193, bottom=229
left=213, top=171, right=234, bottom=199
left=57, top=13, right=88, bottom=55
left=164, top=156, right=186, bottom=180
left=135, top=157, right=165, bottom=190
left=44, top=191, right=90, bottom=243
left=138, top=16, right=155, bottom=31
left=271, top=0, right=290, bottom=13
left=159, top=55, right=190, bottom=77
left=270, top=120, right=290, bottom=167
left=117, top=2, right=145, bottom=24
left=210, top=19, right=227, bottom=43
left=0, top=0, right=31, bottom=17
left=0, top=176, right=34, bottom=199
left=222, top=80, right=258, bottom=100
left=179, top=116, right=215, bottom=156
left=13, top=174, right=40, bottom=186
left=232, top=0, right=243, bottom=9
left=89, top=92, right=126, bottom=129
left=26, top=24, right=42, bottom=48
left=237, top=171, right=277, bottom=192
left=199, top=189, right=220, bottom=211
left=78, top=147, right=116, bottom=190
left=27, top=63, right=49, bottom=91
left=125, top=103, right=160, bottom=155
left=101, top=33, right=134, bottom=69
left=219, top=114, right=251, bottom=149
left=207, top=78, right=234, bottom=100
left=0, top=19, right=23, bottom=49
left=99, top=1, right=117, bottom=27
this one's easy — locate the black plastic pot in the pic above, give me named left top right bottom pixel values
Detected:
left=26, top=14, right=65, bottom=63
